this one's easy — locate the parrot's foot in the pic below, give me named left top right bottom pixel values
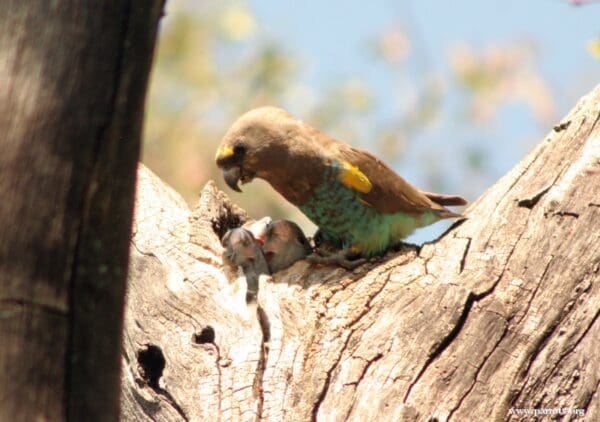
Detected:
left=307, top=249, right=367, bottom=270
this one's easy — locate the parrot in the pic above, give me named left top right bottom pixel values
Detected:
left=242, top=216, right=272, bottom=245
left=215, top=106, right=467, bottom=268
left=262, top=219, right=312, bottom=273
left=221, top=227, right=269, bottom=301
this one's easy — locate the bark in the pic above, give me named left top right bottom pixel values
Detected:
left=0, top=2, right=163, bottom=420
left=121, top=86, right=600, bottom=421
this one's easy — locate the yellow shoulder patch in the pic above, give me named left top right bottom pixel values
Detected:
left=338, top=161, right=372, bottom=194
left=215, top=145, right=234, bottom=161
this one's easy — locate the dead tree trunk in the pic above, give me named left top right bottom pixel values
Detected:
left=0, top=2, right=164, bottom=420
left=121, top=86, right=600, bottom=421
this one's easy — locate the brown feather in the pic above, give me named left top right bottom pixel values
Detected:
left=421, top=191, right=468, bottom=207
left=339, top=145, right=456, bottom=216
left=217, top=106, right=467, bottom=218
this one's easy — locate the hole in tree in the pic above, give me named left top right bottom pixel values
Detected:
left=211, top=204, right=245, bottom=240
left=137, top=344, right=165, bottom=389
left=193, top=326, right=215, bottom=344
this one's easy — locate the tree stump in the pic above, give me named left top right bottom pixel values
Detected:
left=121, top=85, right=600, bottom=421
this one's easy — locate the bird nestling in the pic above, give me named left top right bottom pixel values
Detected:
left=216, top=107, right=467, bottom=269
left=242, top=216, right=312, bottom=272
left=222, top=217, right=312, bottom=300
left=262, top=219, right=312, bottom=274
left=221, top=227, right=269, bottom=302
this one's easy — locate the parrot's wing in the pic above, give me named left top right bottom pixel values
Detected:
left=339, top=146, right=458, bottom=216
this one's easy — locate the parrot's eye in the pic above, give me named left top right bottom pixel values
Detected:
left=233, top=142, right=246, bottom=155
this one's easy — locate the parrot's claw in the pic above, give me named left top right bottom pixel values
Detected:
left=307, top=250, right=366, bottom=270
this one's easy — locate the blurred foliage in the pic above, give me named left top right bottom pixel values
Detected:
left=142, top=0, right=558, bottom=233
left=588, top=37, right=600, bottom=59
left=449, top=41, right=555, bottom=124
left=143, top=1, right=303, bottom=223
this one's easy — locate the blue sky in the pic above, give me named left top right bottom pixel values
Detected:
left=246, top=0, right=599, bottom=243
left=249, top=1, right=598, bottom=102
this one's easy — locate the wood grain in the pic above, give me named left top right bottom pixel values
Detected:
left=0, top=1, right=164, bottom=419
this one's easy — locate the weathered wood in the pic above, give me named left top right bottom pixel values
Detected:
left=121, top=86, right=600, bottom=421
left=0, top=2, right=164, bottom=420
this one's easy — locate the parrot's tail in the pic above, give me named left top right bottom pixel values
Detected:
left=437, top=209, right=464, bottom=219
left=422, top=191, right=468, bottom=207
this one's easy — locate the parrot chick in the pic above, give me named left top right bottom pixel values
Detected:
left=262, top=219, right=312, bottom=273
left=215, top=106, right=467, bottom=267
left=221, top=227, right=270, bottom=302
left=242, top=216, right=272, bottom=246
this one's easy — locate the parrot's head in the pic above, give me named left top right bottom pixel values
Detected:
left=221, top=227, right=257, bottom=261
left=263, top=219, right=308, bottom=257
left=215, top=106, right=301, bottom=192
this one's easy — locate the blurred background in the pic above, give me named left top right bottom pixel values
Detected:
left=142, top=0, right=600, bottom=244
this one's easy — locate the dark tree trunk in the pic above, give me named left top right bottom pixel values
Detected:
left=0, top=2, right=164, bottom=420
left=121, top=85, right=600, bottom=421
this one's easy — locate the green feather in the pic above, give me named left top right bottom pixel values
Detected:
left=300, top=162, right=442, bottom=256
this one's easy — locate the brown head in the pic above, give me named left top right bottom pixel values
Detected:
left=215, top=107, right=326, bottom=203
left=262, top=219, right=312, bottom=273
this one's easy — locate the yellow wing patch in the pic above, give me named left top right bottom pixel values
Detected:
left=338, top=161, right=372, bottom=194
left=215, top=145, right=234, bottom=161
left=588, top=38, right=600, bottom=59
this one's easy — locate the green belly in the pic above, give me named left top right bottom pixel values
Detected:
left=299, top=173, right=439, bottom=256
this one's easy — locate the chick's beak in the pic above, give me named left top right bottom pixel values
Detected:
left=223, top=166, right=242, bottom=192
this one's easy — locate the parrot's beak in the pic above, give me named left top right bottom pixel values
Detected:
left=223, top=167, right=242, bottom=192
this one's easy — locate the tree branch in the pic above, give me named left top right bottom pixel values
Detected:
left=121, top=85, right=600, bottom=421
